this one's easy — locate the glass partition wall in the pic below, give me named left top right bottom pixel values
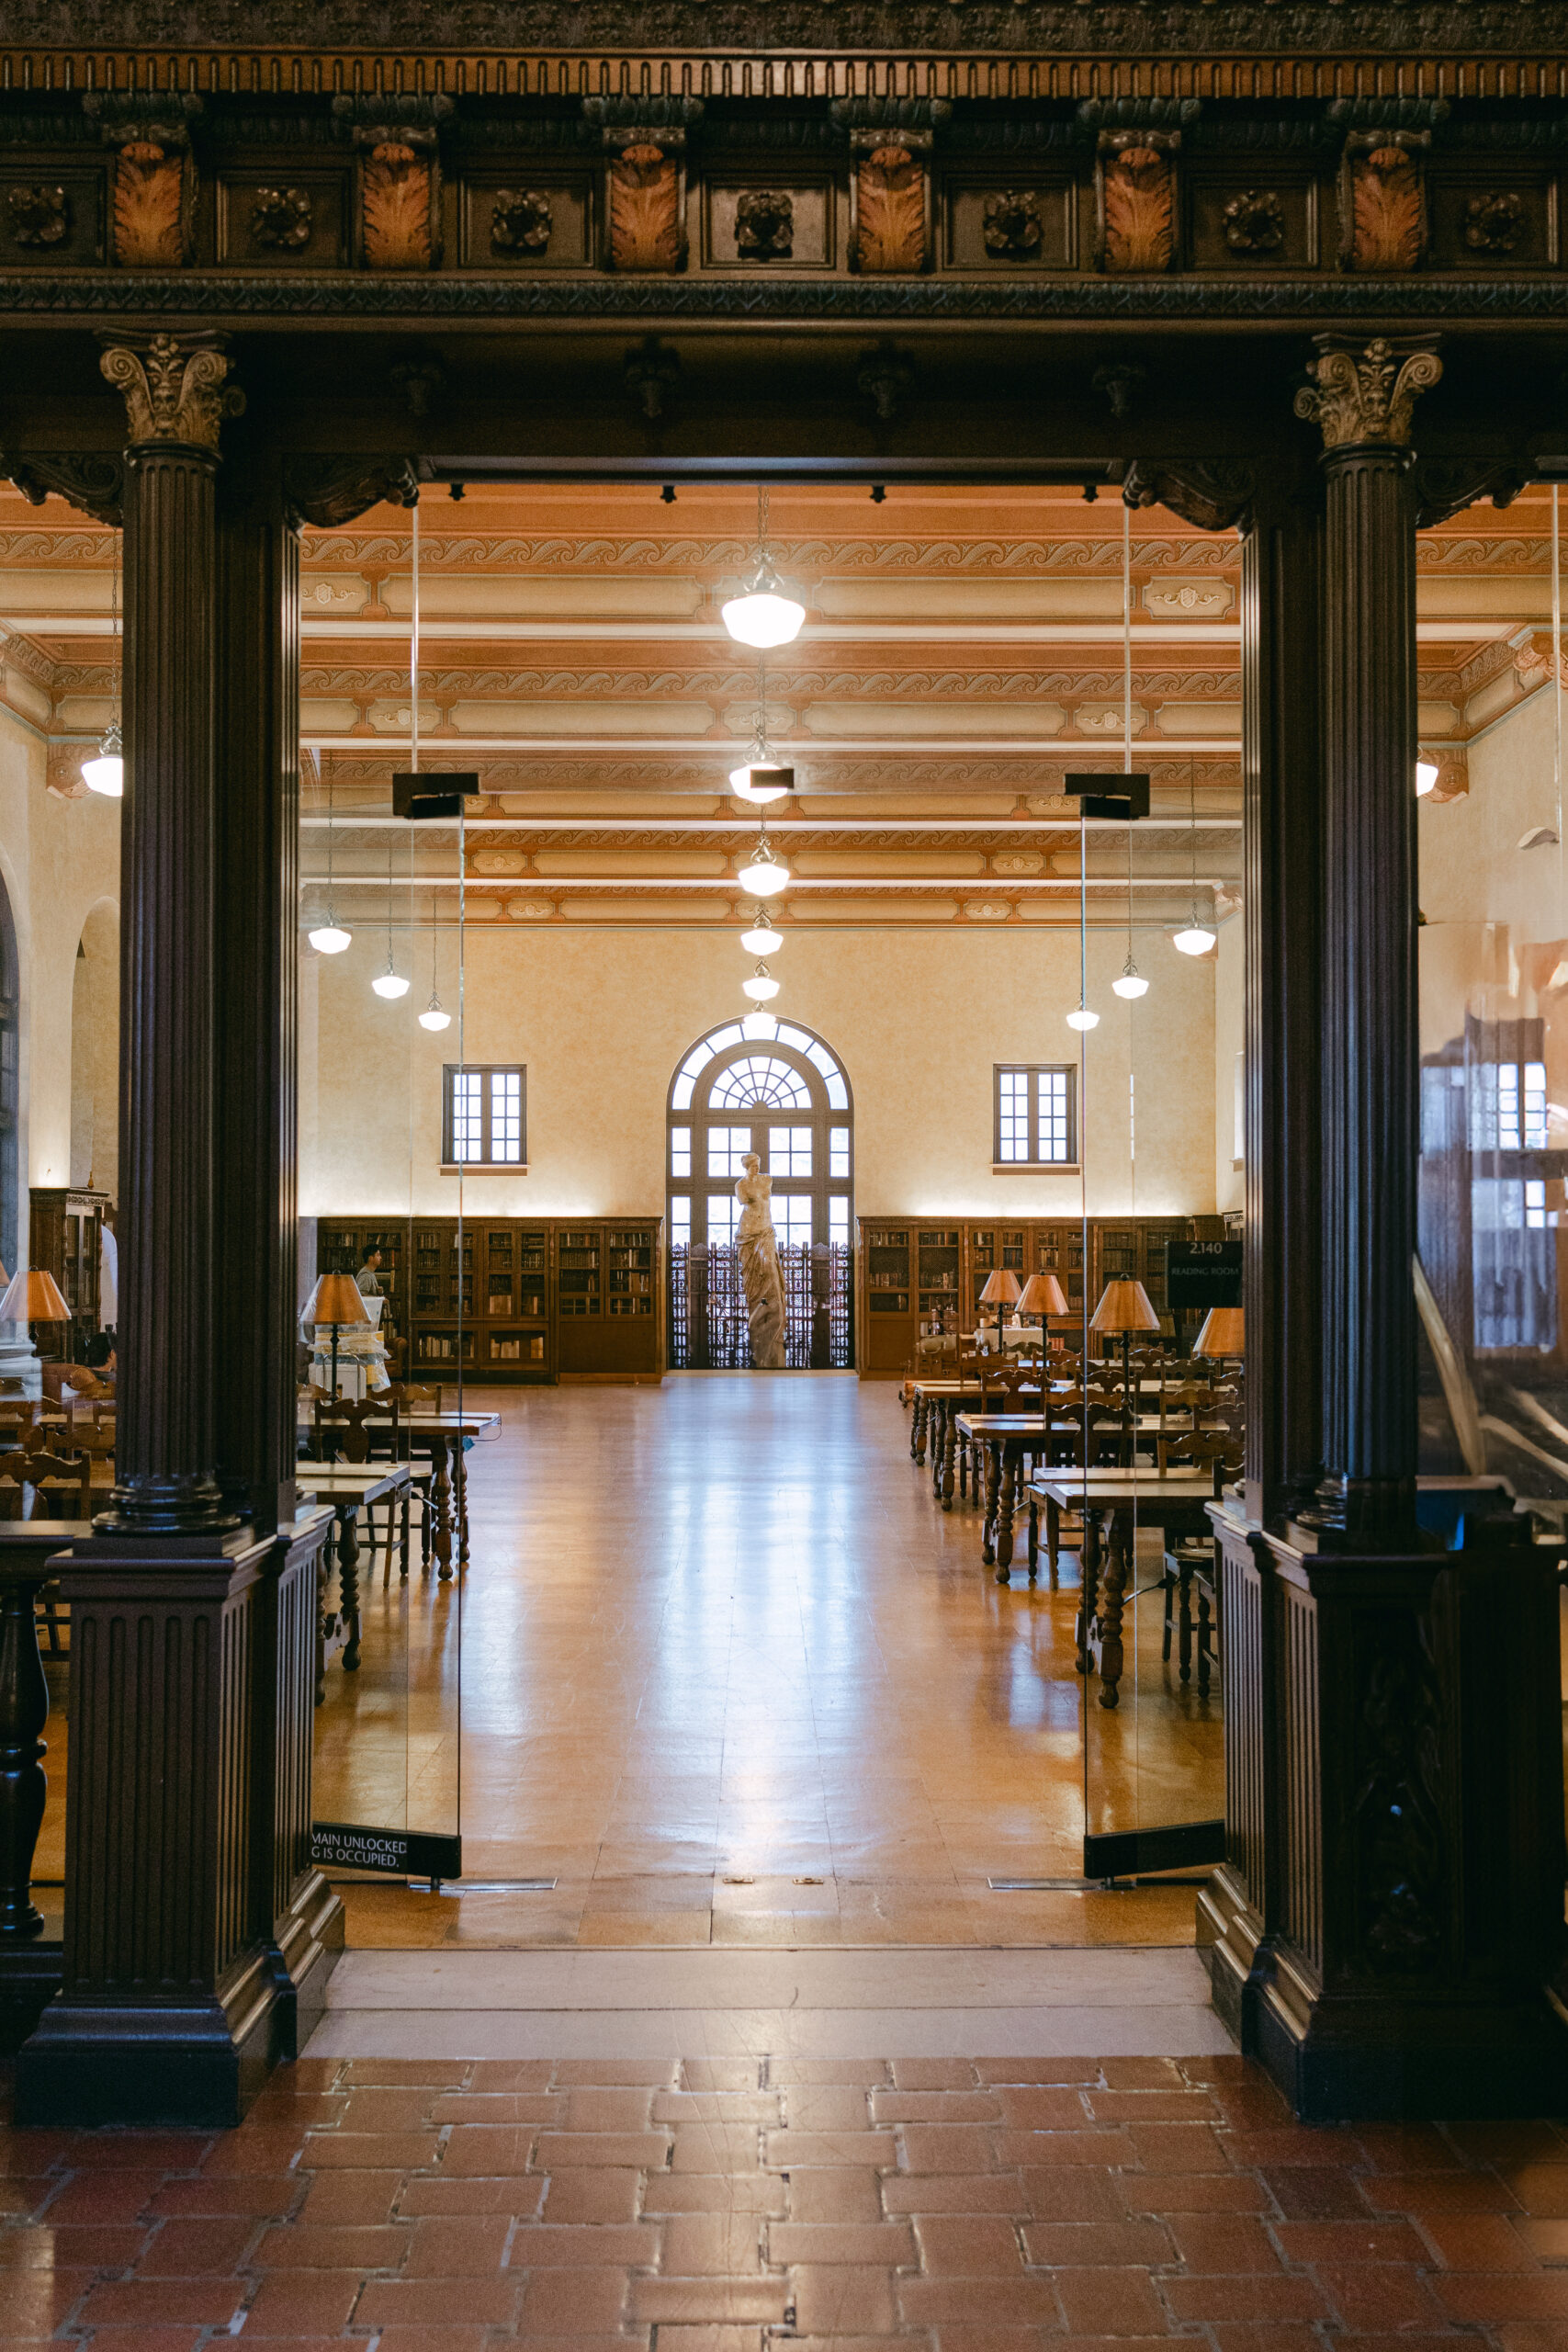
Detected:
left=300, top=496, right=465, bottom=1895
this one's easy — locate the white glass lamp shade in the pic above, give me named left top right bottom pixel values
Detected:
left=729, top=761, right=792, bottom=803
left=740, top=1008, right=777, bottom=1040
left=721, top=585, right=806, bottom=650
left=739, top=916, right=783, bottom=956
left=1416, top=759, right=1439, bottom=797
left=419, top=997, right=452, bottom=1032
left=308, top=921, right=353, bottom=955
left=1066, top=1004, right=1100, bottom=1031
left=372, top=970, right=411, bottom=1000
left=1111, top=968, right=1149, bottom=1000
left=739, top=835, right=789, bottom=896
left=82, top=723, right=124, bottom=797
left=1172, top=924, right=1216, bottom=956
left=741, top=963, right=780, bottom=1002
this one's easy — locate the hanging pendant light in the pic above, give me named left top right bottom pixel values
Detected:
left=739, top=910, right=784, bottom=956
left=729, top=651, right=794, bottom=801
left=742, top=962, right=780, bottom=1002
left=739, top=827, right=789, bottom=897
left=722, top=485, right=806, bottom=650
left=371, top=838, right=409, bottom=996
left=419, top=895, right=450, bottom=1029
left=1066, top=1004, right=1100, bottom=1030
left=1172, top=767, right=1215, bottom=956
left=1066, top=773, right=1098, bottom=1031
left=83, top=541, right=124, bottom=796
left=308, top=758, right=353, bottom=953
left=740, top=1008, right=778, bottom=1040
left=1415, top=758, right=1439, bottom=797
left=1111, top=502, right=1147, bottom=1001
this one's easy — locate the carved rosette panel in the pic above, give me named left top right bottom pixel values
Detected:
left=1097, top=132, right=1179, bottom=274
left=852, top=143, right=928, bottom=275
left=361, top=141, right=435, bottom=271
left=608, top=143, right=684, bottom=273
left=1339, top=131, right=1429, bottom=273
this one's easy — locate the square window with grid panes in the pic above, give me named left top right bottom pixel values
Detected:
left=773, top=1196, right=814, bottom=1246
left=443, top=1064, right=527, bottom=1168
left=670, top=1125, right=692, bottom=1178
left=993, top=1064, right=1077, bottom=1166
left=707, top=1125, right=753, bottom=1179
left=769, top=1125, right=813, bottom=1177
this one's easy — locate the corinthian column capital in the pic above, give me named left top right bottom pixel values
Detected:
left=1293, top=334, right=1441, bottom=452
left=98, top=332, right=244, bottom=451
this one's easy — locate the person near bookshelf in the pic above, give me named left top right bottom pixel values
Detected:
left=355, top=1246, right=384, bottom=1297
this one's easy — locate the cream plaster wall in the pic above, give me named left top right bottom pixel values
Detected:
left=69, top=899, right=119, bottom=1194
left=299, top=922, right=1218, bottom=1222
left=1418, top=686, right=1568, bottom=1087
left=1213, top=915, right=1244, bottom=1216
left=0, top=707, right=121, bottom=1201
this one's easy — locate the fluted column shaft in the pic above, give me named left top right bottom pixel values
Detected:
left=109, top=441, right=235, bottom=1536
left=1317, top=445, right=1420, bottom=1539
left=1240, top=487, right=1325, bottom=1527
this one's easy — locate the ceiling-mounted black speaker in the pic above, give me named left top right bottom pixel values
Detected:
left=1063, top=772, right=1150, bottom=821
left=393, top=771, right=481, bottom=821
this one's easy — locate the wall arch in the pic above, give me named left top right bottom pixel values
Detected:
left=666, top=1013, right=853, bottom=1251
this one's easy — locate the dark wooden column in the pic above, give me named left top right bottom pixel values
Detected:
left=1226, top=342, right=1568, bottom=2119
left=214, top=454, right=301, bottom=1533
left=96, top=334, right=244, bottom=1542
left=1292, top=337, right=1439, bottom=1546
left=1125, top=457, right=1327, bottom=2045
left=13, top=345, right=344, bottom=2124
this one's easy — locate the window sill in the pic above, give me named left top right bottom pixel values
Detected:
left=440, top=1163, right=529, bottom=1175
left=990, top=1162, right=1081, bottom=1175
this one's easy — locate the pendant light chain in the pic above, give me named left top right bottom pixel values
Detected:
left=411, top=494, right=421, bottom=777
left=1553, top=484, right=1563, bottom=860
left=1123, top=501, right=1136, bottom=982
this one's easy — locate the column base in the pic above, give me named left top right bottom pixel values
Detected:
left=0, top=1939, right=62, bottom=2055
left=267, top=1867, right=344, bottom=2058
left=1196, top=1862, right=1269, bottom=2052
left=1254, top=1943, right=1568, bottom=2120
left=17, top=1945, right=281, bottom=2126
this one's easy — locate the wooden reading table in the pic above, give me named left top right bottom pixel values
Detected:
left=1029, top=1466, right=1220, bottom=1709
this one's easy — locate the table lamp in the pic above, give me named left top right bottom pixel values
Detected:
left=1018, top=1272, right=1068, bottom=1326
left=302, top=1271, right=369, bottom=1410
left=1090, top=1277, right=1161, bottom=1448
left=977, top=1267, right=1021, bottom=1348
left=0, top=1265, right=68, bottom=1357
left=1193, top=1305, right=1245, bottom=1369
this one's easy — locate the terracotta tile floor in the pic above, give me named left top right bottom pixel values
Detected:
left=5, top=2052, right=1568, bottom=2346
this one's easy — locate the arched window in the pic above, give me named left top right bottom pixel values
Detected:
left=667, top=1016, right=852, bottom=1253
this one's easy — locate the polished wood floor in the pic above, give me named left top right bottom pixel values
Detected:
left=306, top=1376, right=1223, bottom=1949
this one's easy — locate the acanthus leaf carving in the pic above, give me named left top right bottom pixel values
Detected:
left=852, top=143, right=928, bottom=275
left=1411, top=456, right=1527, bottom=530
left=609, top=144, right=684, bottom=273
left=0, top=451, right=123, bottom=524
left=1351, top=1610, right=1449, bottom=1977
left=1098, top=130, right=1179, bottom=274
left=1122, top=458, right=1256, bottom=533
left=283, top=456, right=421, bottom=530
left=1339, top=130, right=1430, bottom=275
left=1294, top=334, right=1442, bottom=449
left=97, top=333, right=244, bottom=450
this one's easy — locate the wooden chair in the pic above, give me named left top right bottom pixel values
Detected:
left=379, top=1384, right=441, bottom=1570
left=1158, top=1433, right=1244, bottom=1689
left=0, top=1447, right=92, bottom=1521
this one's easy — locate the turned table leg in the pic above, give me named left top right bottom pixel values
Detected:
left=338, top=1504, right=363, bottom=1672
left=980, top=1441, right=1000, bottom=1568
left=1077, top=1513, right=1101, bottom=1675
left=1098, top=1508, right=1130, bottom=1710
left=1178, top=1559, right=1195, bottom=1684
left=912, top=1392, right=928, bottom=1464
left=1027, top=1491, right=1039, bottom=1581
left=995, top=1442, right=1019, bottom=1586
left=430, top=1438, right=455, bottom=1582
left=457, top=1442, right=470, bottom=1568
left=315, top=1532, right=332, bottom=1706
left=0, top=1567, right=49, bottom=1939
left=941, top=1406, right=959, bottom=1510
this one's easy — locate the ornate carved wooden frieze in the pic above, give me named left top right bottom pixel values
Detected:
left=1096, top=132, right=1179, bottom=274
left=282, top=456, right=420, bottom=530
left=587, top=97, right=702, bottom=274
left=84, top=91, right=198, bottom=269
left=0, top=451, right=123, bottom=524
left=836, top=101, right=948, bottom=275
left=98, top=332, right=244, bottom=449
left=6, top=184, right=69, bottom=248
left=1339, top=132, right=1431, bottom=275
left=1294, top=334, right=1443, bottom=449
left=1122, top=459, right=1256, bottom=534
left=333, top=96, right=452, bottom=272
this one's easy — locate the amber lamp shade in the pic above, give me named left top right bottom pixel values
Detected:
left=0, top=1267, right=66, bottom=1325
left=1018, top=1272, right=1068, bottom=1319
left=978, top=1269, right=1021, bottom=1308
left=1089, top=1278, right=1161, bottom=1335
left=303, top=1272, right=370, bottom=1329
left=1193, top=1305, right=1245, bottom=1358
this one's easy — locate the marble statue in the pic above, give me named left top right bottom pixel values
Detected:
left=735, top=1150, right=787, bottom=1369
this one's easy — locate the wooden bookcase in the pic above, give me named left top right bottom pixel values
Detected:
left=28, top=1185, right=111, bottom=1363
left=857, top=1212, right=1231, bottom=1376
left=306, top=1216, right=663, bottom=1383
left=316, top=1217, right=411, bottom=1375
